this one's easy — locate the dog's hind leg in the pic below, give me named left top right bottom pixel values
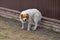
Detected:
left=32, top=17, right=38, bottom=31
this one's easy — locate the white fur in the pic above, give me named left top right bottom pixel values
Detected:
left=19, top=9, right=42, bottom=31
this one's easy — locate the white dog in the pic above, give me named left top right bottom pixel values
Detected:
left=19, top=9, right=42, bottom=31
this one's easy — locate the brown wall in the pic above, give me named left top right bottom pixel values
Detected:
left=0, top=0, right=60, bottom=20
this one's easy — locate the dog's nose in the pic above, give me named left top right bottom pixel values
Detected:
left=25, top=19, right=26, bottom=21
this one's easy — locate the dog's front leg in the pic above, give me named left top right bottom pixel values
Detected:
left=27, top=22, right=31, bottom=31
left=21, top=23, right=24, bottom=29
left=27, top=20, right=31, bottom=31
left=20, top=19, right=25, bottom=29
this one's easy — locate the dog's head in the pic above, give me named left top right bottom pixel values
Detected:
left=19, top=13, right=29, bottom=22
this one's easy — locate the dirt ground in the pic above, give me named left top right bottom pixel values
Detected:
left=0, top=16, right=60, bottom=40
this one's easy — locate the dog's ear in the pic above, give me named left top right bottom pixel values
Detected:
left=26, top=14, right=29, bottom=19
left=21, top=14, right=23, bottom=17
left=19, top=14, right=23, bottom=19
left=21, top=14, right=23, bottom=19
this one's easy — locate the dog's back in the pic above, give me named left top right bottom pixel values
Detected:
left=21, top=9, right=42, bottom=18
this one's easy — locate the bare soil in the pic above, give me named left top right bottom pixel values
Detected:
left=0, top=16, right=60, bottom=40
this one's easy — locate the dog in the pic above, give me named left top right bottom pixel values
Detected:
left=19, top=9, right=42, bottom=31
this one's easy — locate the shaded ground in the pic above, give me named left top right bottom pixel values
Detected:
left=0, top=16, right=60, bottom=40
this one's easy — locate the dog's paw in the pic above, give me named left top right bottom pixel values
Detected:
left=32, top=27, right=36, bottom=31
left=32, top=29, right=36, bottom=31
left=27, top=29, right=30, bottom=31
left=21, top=27, right=24, bottom=30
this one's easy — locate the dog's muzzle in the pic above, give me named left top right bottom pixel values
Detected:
left=23, top=18, right=27, bottom=21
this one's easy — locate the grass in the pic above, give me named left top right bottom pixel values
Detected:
left=0, top=16, right=60, bottom=40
